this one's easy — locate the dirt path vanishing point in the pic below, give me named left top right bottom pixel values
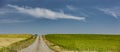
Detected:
left=19, top=36, right=53, bottom=52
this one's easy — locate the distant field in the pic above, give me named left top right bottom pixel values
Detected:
left=0, top=34, right=37, bottom=52
left=45, top=34, right=120, bottom=52
left=0, top=34, right=32, bottom=38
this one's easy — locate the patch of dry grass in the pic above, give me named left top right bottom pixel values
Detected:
left=0, top=34, right=37, bottom=52
left=0, top=38, right=26, bottom=48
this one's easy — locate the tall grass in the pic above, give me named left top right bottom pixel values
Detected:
left=0, top=34, right=32, bottom=38
left=45, top=34, right=120, bottom=52
left=0, top=34, right=37, bottom=52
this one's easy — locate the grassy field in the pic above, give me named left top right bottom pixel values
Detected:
left=0, top=38, right=26, bottom=48
left=45, top=34, right=120, bottom=52
left=0, top=34, right=32, bottom=38
left=0, top=34, right=37, bottom=52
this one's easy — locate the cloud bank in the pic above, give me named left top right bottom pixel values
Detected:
left=8, top=4, right=85, bottom=21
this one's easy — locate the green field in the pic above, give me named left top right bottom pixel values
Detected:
left=45, top=34, right=120, bottom=52
left=0, top=34, right=37, bottom=52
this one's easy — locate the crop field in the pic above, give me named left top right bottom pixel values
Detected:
left=0, top=34, right=37, bottom=52
left=45, top=34, right=120, bottom=52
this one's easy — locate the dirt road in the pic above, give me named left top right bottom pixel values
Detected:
left=20, top=36, right=53, bottom=52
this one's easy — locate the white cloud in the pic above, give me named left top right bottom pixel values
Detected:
left=8, top=4, right=85, bottom=21
left=99, top=7, right=120, bottom=19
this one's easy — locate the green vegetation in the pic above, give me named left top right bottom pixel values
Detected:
left=45, top=34, right=120, bottom=52
left=0, top=34, right=37, bottom=52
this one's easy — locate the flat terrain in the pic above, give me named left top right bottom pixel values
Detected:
left=0, top=34, right=36, bottom=52
left=45, top=34, right=120, bottom=52
left=20, top=36, right=53, bottom=52
left=0, top=38, right=26, bottom=48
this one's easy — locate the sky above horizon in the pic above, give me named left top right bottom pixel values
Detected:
left=0, top=0, right=120, bottom=34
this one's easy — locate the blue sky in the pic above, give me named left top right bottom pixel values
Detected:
left=0, top=0, right=120, bottom=34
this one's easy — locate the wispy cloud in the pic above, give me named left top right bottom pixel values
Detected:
left=0, top=8, right=31, bottom=23
left=0, top=12, right=6, bottom=15
left=0, top=8, right=18, bottom=15
left=0, top=9, right=10, bottom=15
left=66, top=5, right=78, bottom=11
left=8, top=4, right=85, bottom=21
left=99, top=7, right=120, bottom=19
left=0, top=19, right=31, bottom=23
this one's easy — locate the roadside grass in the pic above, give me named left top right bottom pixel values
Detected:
left=0, top=38, right=26, bottom=48
left=45, top=34, right=120, bottom=52
left=0, top=34, right=37, bottom=52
